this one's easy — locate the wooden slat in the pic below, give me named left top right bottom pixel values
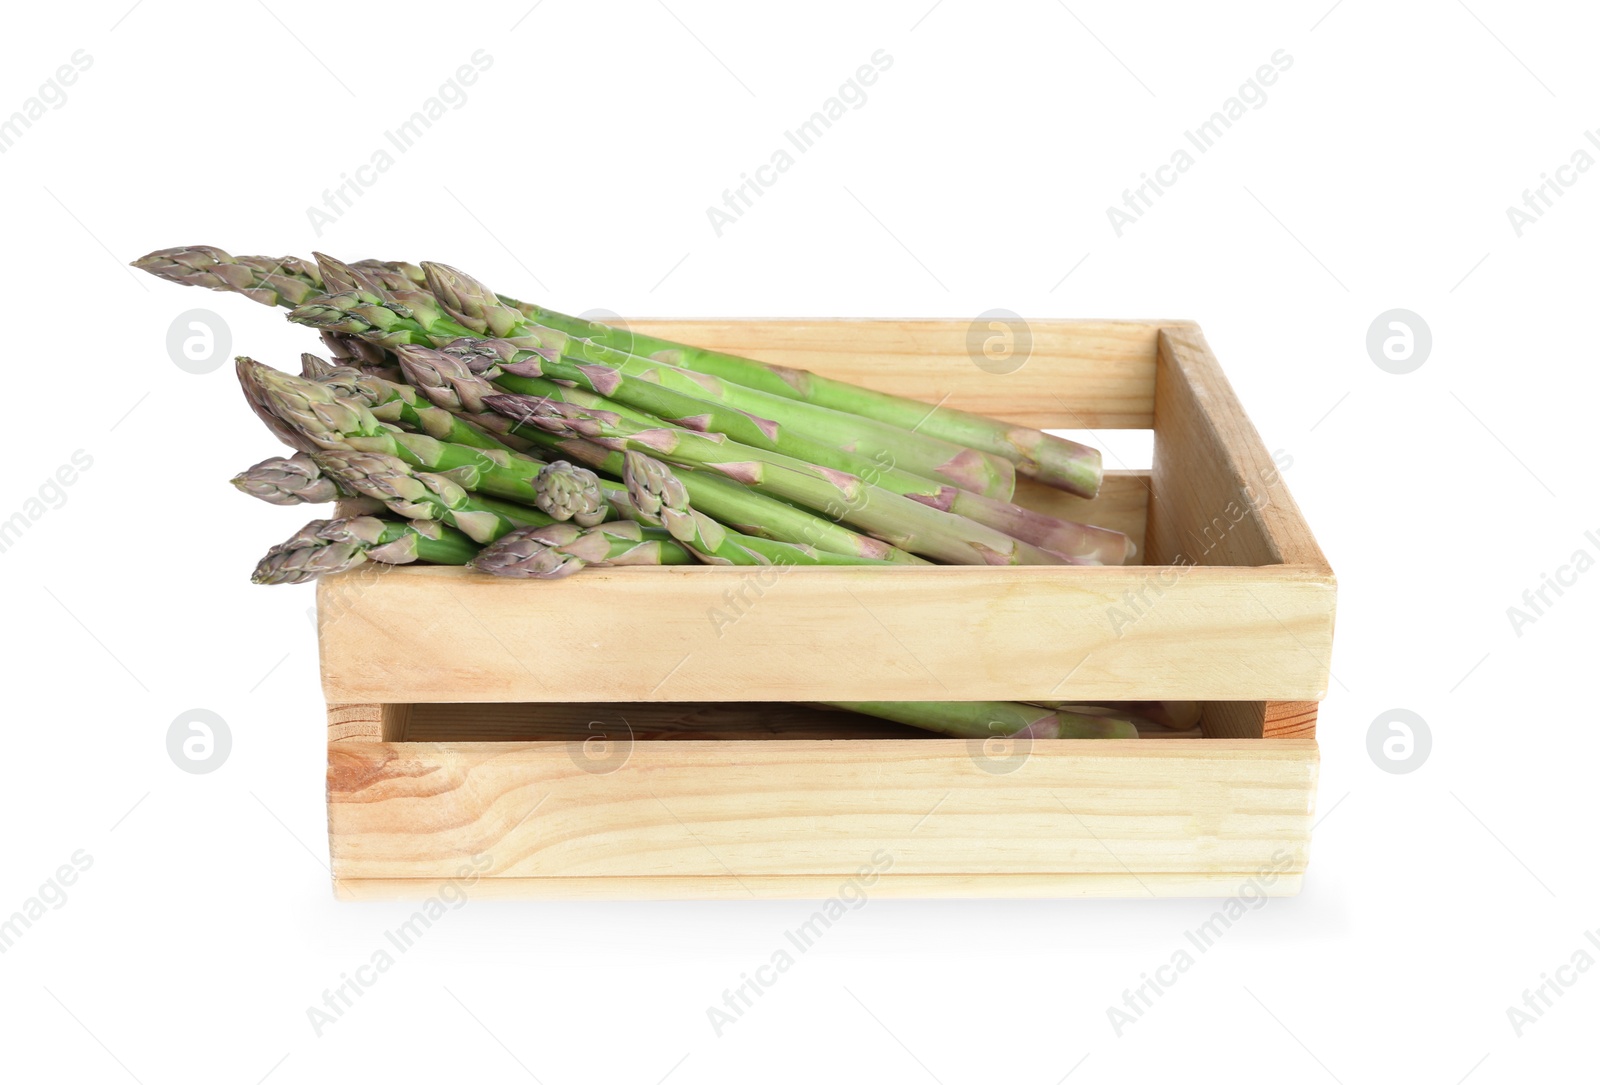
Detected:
left=625, top=319, right=1163, bottom=429
left=1199, top=701, right=1319, bottom=739
left=335, top=871, right=1303, bottom=901
left=1264, top=701, right=1319, bottom=739
left=327, top=738, right=1317, bottom=881
left=317, top=562, right=1336, bottom=703
left=1202, top=702, right=1265, bottom=739
left=328, top=702, right=384, bottom=742
left=1146, top=327, right=1332, bottom=570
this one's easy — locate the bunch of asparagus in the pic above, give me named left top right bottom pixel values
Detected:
left=136, top=244, right=1146, bottom=741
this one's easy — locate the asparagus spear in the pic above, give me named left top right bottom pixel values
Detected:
left=420, top=262, right=1103, bottom=496
left=297, top=353, right=529, bottom=454
left=471, top=521, right=695, bottom=579
left=133, top=246, right=324, bottom=307
left=448, top=337, right=1128, bottom=563
left=483, top=393, right=1067, bottom=566
left=826, top=701, right=1139, bottom=740
left=289, top=287, right=480, bottom=351
left=136, top=246, right=1100, bottom=494
left=424, top=265, right=1017, bottom=499
left=313, top=251, right=420, bottom=296
left=239, top=358, right=606, bottom=538
left=291, top=262, right=1023, bottom=503
left=252, top=516, right=478, bottom=584
left=620, top=452, right=879, bottom=566
left=318, top=329, right=399, bottom=380
left=232, top=452, right=350, bottom=506
left=310, top=450, right=557, bottom=544
left=326, top=260, right=1015, bottom=499
left=132, top=246, right=404, bottom=373
left=396, top=347, right=925, bottom=564
left=533, top=461, right=608, bottom=527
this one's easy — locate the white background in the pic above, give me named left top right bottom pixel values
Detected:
left=2, top=1, right=1596, bottom=1081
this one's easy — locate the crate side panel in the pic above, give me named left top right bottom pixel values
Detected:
left=624, top=319, right=1161, bottom=429
left=1147, top=327, right=1329, bottom=570
left=317, top=565, right=1336, bottom=703
left=327, top=739, right=1317, bottom=880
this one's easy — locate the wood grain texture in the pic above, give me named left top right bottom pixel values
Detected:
left=1146, top=326, right=1331, bottom=570
left=317, top=562, right=1336, bottom=703
left=624, top=318, right=1164, bottom=429
left=1198, top=701, right=1319, bottom=740
left=334, top=871, right=1304, bottom=901
left=326, top=738, right=1317, bottom=881
left=328, top=702, right=384, bottom=743
left=1264, top=701, right=1319, bottom=739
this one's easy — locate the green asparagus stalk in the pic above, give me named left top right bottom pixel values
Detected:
left=313, top=251, right=420, bottom=296
left=310, top=450, right=557, bottom=544
left=252, top=516, right=478, bottom=584
left=417, top=261, right=1101, bottom=496
left=288, top=261, right=1022, bottom=502
left=239, top=359, right=563, bottom=512
left=471, top=521, right=695, bottom=578
left=826, top=701, right=1139, bottom=739
left=483, top=393, right=1067, bottom=566
left=297, top=353, right=530, bottom=454
left=232, top=452, right=350, bottom=506
left=620, top=451, right=882, bottom=567
left=136, top=246, right=1100, bottom=495
left=132, top=246, right=403, bottom=375
left=318, top=329, right=398, bottom=379
left=502, top=301, right=1105, bottom=497
left=448, top=338, right=1128, bottom=563
left=133, top=246, right=324, bottom=307
left=533, top=461, right=608, bottom=527
left=289, top=287, right=481, bottom=351
left=396, top=347, right=924, bottom=564
left=423, top=265, right=1017, bottom=500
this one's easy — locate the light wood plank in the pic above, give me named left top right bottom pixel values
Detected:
left=1264, top=701, right=1319, bottom=739
left=1146, top=327, right=1331, bottom=570
left=327, top=738, right=1317, bottom=881
left=1198, top=701, right=1319, bottom=740
left=328, top=702, right=384, bottom=743
left=624, top=318, right=1163, bottom=429
left=318, top=563, right=1334, bottom=703
left=1202, top=702, right=1265, bottom=739
left=335, top=871, right=1303, bottom=901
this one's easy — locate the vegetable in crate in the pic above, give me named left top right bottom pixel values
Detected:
left=422, top=260, right=1104, bottom=496
left=136, top=243, right=1143, bottom=744
left=470, top=521, right=697, bottom=579
left=483, top=392, right=1071, bottom=567
left=135, top=245, right=1103, bottom=496
left=252, top=517, right=478, bottom=585
left=395, top=344, right=925, bottom=564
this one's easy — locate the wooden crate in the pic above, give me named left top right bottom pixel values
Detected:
left=319, top=321, right=1334, bottom=900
